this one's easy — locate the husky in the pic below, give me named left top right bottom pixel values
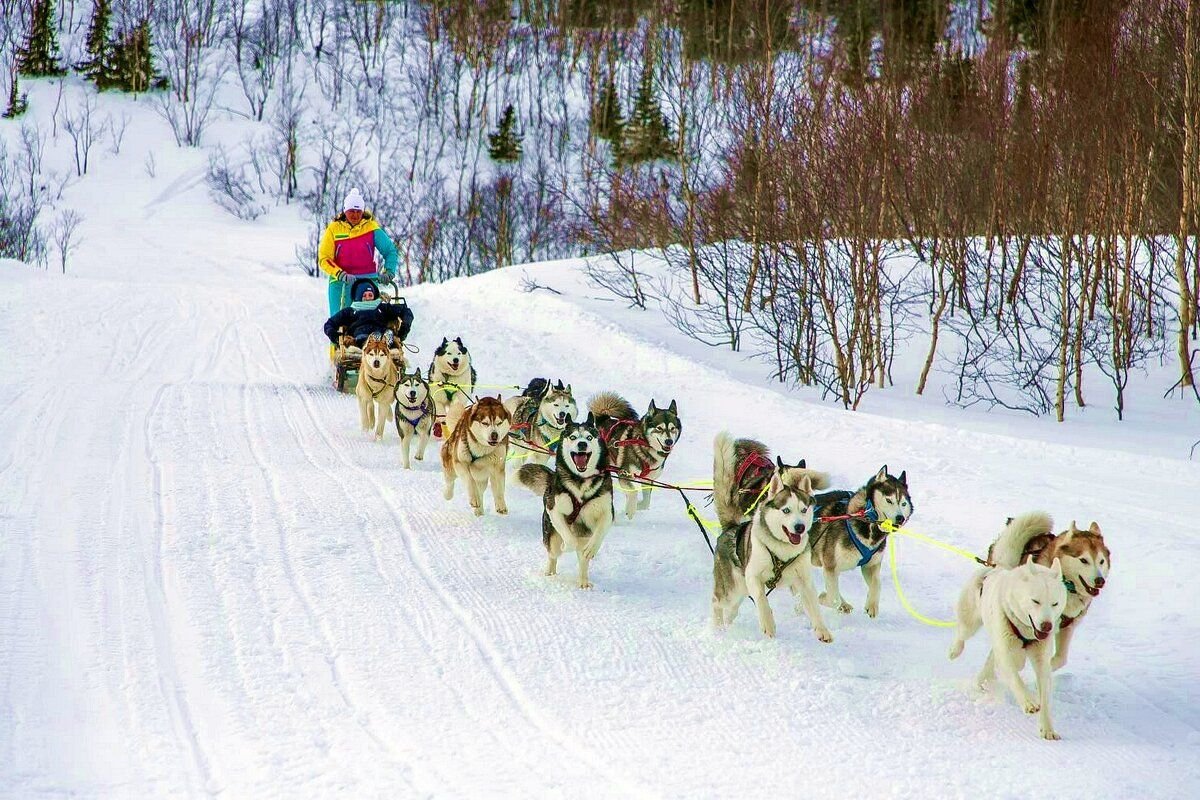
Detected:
left=441, top=395, right=511, bottom=516
left=588, top=392, right=681, bottom=520
left=807, top=466, right=913, bottom=619
left=504, top=378, right=577, bottom=466
left=356, top=334, right=398, bottom=440
left=712, top=431, right=830, bottom=528
left=986, top=513, right=1111, bottom=671
left=393, top=368, right=434, bottom=469
left=427, top=337, right=477, bottom=439
left=711, top=473, right=831, bottom=642
left=516, top=414, right=614, bottom=590
left=949, top=542, right=1070, bottom=740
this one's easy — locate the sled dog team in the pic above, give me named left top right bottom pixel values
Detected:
left=348, top=335, right=1113, bottom=740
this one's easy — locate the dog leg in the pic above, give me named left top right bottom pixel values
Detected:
left=359, top=394, right=372, bottom=431
left=819, top=568, right=853, bottom=614
left=415, top=425, right=429, bottom=460
left=545, top=530, right=562, bottom=577
left=577, top=550, right=593, bottom=590
left=1031, top=644, right=1059, bottom=740
left=399, top=431, right=412, bottom=469
left=1050, top=624, right=1075, bottom=672
left=622, top=479, right=637, bottom=520
left=467, top=472, right=486, bottom=516
left=747, top=576, right=775, bottom=638
left=790, top=572, right=833, bottom=643
left=490, top=464, right=508, bottom=515
left=374, top=401, right=388, bottom=441
left=975, top=650, right=996, bottom=691
left=949, top=611, right=982, bottom=661
left=443, top=461, right=456, bottom=500
left=637, top=486, right=652, bottom=510
left=862, top=558, right=882, bottom=618
left=993, top=646, right=1038, bottom=714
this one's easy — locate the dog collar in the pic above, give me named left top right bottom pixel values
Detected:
left=397, top=401, right=428, bottom=426
left=1062, top=578, right=1077, bottom=594
left=864, top=496, right=880, bottom=523
left=1008, top=619, right=1039, bottom=648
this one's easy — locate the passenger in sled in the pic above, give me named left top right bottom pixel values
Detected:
left=324, top=278, right=413, bottom=361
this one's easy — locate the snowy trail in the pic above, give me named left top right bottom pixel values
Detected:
left=2, top=226, right=1200, bottom=795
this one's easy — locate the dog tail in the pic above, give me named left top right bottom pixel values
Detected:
left=588, top=391, right=637, bottom=422
left=987, top=511, right=1054, bottom=568
left=712, top=431, right=744, bottom=528
left=516, top=463, right=552, bottom=495
left=786, top=467, right=831, bottom=492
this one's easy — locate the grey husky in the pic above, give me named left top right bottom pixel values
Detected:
left=393, top=368, right=434, bottom=469
left=808, top=466, right=913, bottom=619
left=505, top=378, right=577, bottom=466
left=711, top=473, right=831, bottom=642
left=712, top=431, right=830, bottom=528
left=588, top=392, right=681, bottom=520
left=517, top=414, right=614, bottom=590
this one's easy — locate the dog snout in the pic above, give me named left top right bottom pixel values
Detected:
left=894, top=514, right=907, bottom=526
left=1039, top=621, right=1053, bottom=634
left=450, top=359, right=460, bottom=368
left=1094, top=576, right=1105, bottom=588
left=407, top=392, right=418, bottom=401
left=663, top=438, right=674, bottom=448
left=793, top=522, right=807, bottom=535
left=575, top=442, right=588, bottom=452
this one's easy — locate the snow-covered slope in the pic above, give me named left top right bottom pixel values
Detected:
left=3, top=101, right=1200, bottom=799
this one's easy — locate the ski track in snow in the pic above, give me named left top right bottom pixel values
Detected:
left=2, top=247, right=1200, bottom=797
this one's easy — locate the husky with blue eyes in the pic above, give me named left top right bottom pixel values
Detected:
left=711, top=472, right=831, bottom=642
left=516, top=414, right=614, bottom=590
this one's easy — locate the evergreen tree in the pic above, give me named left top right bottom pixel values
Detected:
left=17, top=0, right=66, bottom=78
left=592, top=73, right=624, bottom=143
left=3, top=74, right=29, bottom=119
left=620, top=57, right=675, bottom=166
left=76, top=0, right=116, bottom=86
left=487, top=104, right=523, bottom=164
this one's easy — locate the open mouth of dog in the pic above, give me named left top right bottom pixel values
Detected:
left=1079, top=578, right=1101, bottom=596
left=783, top=527, right=805, bottom=546
left=555, top=412, right=568, bottom=426
left=571, top=452, right=591, bottom=471
left=488, top=433, right=500, bottom=445
left=407, top=392, right=418, bottom=402
left=449, top=359, right=460, bottom=370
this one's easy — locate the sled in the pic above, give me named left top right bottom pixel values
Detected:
left=328, top=275, right=411, bottom=393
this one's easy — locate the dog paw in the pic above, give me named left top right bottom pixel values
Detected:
left=472, top=506, right=483, bottom=517
left=815, top=629, right=834, bottom=643
left=577, top=580, right=593, bottom=590
left=948, top=640, right=964, bottom=660
left=1039, top=726, right=1061, bottom=741
left=865, top=602, right=879, bottom=618
left=414, top=453, right=423, bottom=461
left=1022, top=700, right=1041, bottom=714
left=496, top=506, right=508, bottom=515
left=835, top=601, right=852, bottom=614
left=760, top=623, right=776, bottom=639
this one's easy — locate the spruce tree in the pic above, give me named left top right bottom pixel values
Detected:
left=3, top=74, right=29, bottom=119
left=592, top=74, right=624, bottom=144
left=620, top=57, right=675, bottom=166
left=76, top=0, right=116, bottom=86
left=17, top=0, right=66, bottom=78
left=487, top=104, right=523, bottom=164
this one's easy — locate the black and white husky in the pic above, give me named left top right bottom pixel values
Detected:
left=808, top=466, right=913, bottom=620
left=427, top=337, right=477, bottom=438
left=588, top=392, right=681, bottom=520
left=517, top=414, right=614, bottom=590
left=393, top=368, right=434, bottom=469
left=711, top=473, right=831, bottom=642
left=504, top=378, right=577, bottom=466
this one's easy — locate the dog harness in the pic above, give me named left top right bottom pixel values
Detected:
left=843, top=497, right=885, bottom=567
left=396, top=401, right=430, bottom=428
left=734, top=452, right=774, bottom=495
left=601, top=418, right=649, bottom=448
left=1007, top=618, right=1040, bottom=648
left=731, top=523, right=802, bottom=594
left=363, top=370, right=396, bottom=399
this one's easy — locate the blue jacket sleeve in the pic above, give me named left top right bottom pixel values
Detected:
left=374, top=228, right=399, bottom=275
left=324, top=308, right=355, bottom=343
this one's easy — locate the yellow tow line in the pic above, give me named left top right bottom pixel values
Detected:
left=879, top=519, right=991, bottom=628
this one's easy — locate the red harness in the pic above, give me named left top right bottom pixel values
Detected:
left=733, top=452, right=774, bottom=493
left=601, top=418, right=649, bottom=448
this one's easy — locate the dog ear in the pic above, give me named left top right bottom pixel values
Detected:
left=776, top=455, right=786, bottom=471
left=875, top=465, right=889, bottom=482
left=768, top=471, right=784, bottom=496
left=585, top=411, right=595, bottom=425
left=440, top=336, right=448, bottom=347
left=798, top=458, right=806, bottom=468
left=668, top=399, right=677, bottom=414
left=455, top=336, right=465, bottom=349
left=898, top=470, right=907, bottom=486
left=1087, top=521, right=1101, bottom=534
left=1050, top=557, right=1063, bottom=578
left=648, top=399, right=657, bottom=412
left=797, top=474, right=812, bottom=494
left=554, top=379, right=564, bottom=390
left=565, top=383, right=572, bottom=395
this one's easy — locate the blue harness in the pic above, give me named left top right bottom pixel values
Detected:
left=844, top=497, right=885, bottom=567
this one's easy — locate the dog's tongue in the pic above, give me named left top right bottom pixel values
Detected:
left=785, top=529, right=805, bottom=546
left=571, top=452, right=590, bottom=471
left=1085, top=584, right=1101, bottom=596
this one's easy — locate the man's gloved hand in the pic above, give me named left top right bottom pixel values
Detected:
left=378, top=270, right=393, bottom=283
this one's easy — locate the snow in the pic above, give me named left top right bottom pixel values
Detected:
left=3, top=80, right=1200, bottom=799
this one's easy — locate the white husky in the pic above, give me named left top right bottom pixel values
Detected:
left=949, top=527, right=1069, bottom=739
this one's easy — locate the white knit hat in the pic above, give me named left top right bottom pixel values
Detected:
left=343, top=187, right=365, bottom=212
